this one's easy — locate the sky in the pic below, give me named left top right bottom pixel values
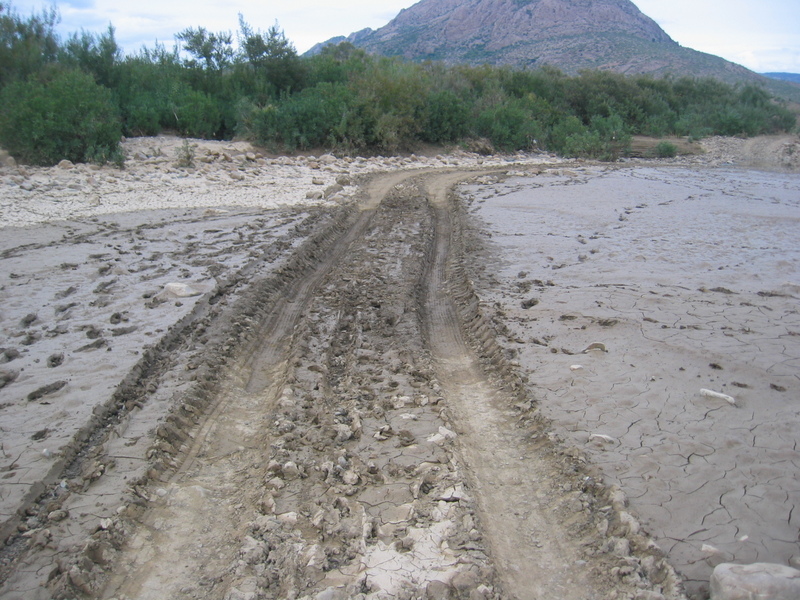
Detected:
left=10, top=0, right=800, bottom=73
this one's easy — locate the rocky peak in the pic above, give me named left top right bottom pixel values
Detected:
left=312, top=0, right=677, bottom=69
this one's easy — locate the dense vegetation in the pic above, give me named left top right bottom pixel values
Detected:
left=0, top=2, right=795, bottom=165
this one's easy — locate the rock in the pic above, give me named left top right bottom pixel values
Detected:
left=700, top=388, right=736, bottom=406
left=451, top=570, right=481, bottom=599
left=58, top=159, right=74, bottom=169
left=315, top=587, right=348, bottom=600
left=618, top=511, right=640, bottom=535
left=0, top=151, right=16, bottom=168
left=710, top=563, right=800, bottom=600
left=162, top=282, right=203, bottom=298
left=703, top=544, right=734, bottom=568
left=426, top=580, right=452, bottom=600
left=306, top=191, right=324, bottom=200
left=48, top=509, right=69, bottom=522
left=229, top=170, right=245, bottom=181
left=325, top=183, right=344, bottom=198
left=342, top=470, right=360, bottom=485
left=282, top=461, right=300, bottom=479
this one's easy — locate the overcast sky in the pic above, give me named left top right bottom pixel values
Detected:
left=11, top=0, right=800, bottom=73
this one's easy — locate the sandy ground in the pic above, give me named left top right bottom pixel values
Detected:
left=461, top=164, right=800, bottom=598
left=0, top=133, right=797, bottom=600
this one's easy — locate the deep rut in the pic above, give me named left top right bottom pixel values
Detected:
left=49, top=170, right=681, bottom=600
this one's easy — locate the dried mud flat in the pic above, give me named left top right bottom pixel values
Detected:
left=0, top=135, right=797, bottom=600
left=460, top=162, right=800, bottom=599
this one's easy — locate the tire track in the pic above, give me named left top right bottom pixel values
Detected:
left=421, top=172, right=599, bottom=598
left=8, top=168, right=686, bottom=600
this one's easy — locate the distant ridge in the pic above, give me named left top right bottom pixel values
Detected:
left=308, top=0, right=800, bottom=102
left=763, top=73, right=800, bottom=85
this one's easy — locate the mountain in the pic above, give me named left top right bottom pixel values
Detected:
left=763, top=73, right=800, bottom=85
left=308, top=0, right=800, bottom=102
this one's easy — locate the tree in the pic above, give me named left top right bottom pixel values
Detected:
left=236, top=16, right=304, bottom=96
left=62, top=24, right=121, bottom=87
left=0, top=2, right=60, bottom=85
left=176, top=26, right=233, bottom=71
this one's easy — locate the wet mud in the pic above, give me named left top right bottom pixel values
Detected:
left=0, top=168, right=685, bottom=600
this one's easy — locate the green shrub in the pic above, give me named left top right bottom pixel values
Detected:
left=422, top=89, right=470, bottom=143
left=0, top=67, right=122, bottom=165
left=476, top=99, right=542, bottom=151
left=173, top=87, right=222, bottom=138
left=653, top=141, right=678, bottom=158
left=175, top=139, right=196, bottom=167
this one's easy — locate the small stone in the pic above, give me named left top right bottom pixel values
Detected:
left=282, top=461, right=299, bottom=479
left=425, top=580, right=451, bottom=600
left=162, top=282, right=202, bottom=298
left=48, top=509, right=68, bottom=522
left=58, top=159, right=74, bottom=169
left=710, top=562, right=800, bottom=600
left=342, top=470, right=360, bottom=486
left=451, top=570, right=481, bottom=597
left=277, top=511, right=298, bottom=526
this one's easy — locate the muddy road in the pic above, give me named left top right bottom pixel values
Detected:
left=0, top=169, right=684, bottom=600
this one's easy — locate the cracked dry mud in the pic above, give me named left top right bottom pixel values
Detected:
left=0, top=169, right=686, bottom=600
left=460, top=166, right=800, bottom=599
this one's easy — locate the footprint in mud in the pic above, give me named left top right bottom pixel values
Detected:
left=20, top=313, right=38, bottom=327
left=83, top=325, right=104, bottom=339
left=75, top=339, right=107, bottom=352
left=0, top=369, right=19, bottom=390
left=47, top=353, right=64, bottom=368
left=111, top=326, right=137, bottom=337
left=54, top=286, right=78, bottom=300
left=26, top=380, right=67, bottom=402
left=109, top=312, right=129, bottom=325
left=1, top=348, right=20, bottom=363
left=55, top=302, right=79, bottom=316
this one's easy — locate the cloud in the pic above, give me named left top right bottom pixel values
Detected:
left=11, top=0, right=800, bottom=71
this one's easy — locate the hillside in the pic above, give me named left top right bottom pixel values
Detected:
left=309, top=0, right=800, bottom=102
left=764, top=72, right=800, bottom=85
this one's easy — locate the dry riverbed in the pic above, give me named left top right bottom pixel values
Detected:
left=0, top=134, right=798, bottom=600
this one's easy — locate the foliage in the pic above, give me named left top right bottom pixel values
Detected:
left=175, top=139, right=196, bottom=167
left=0, top=3, right=796, bottom=165
left=653, top=141, right=678, bottom=158
left=0, top=66, right=122, bottom=165
left=0, top=1, right=59, bottom=85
